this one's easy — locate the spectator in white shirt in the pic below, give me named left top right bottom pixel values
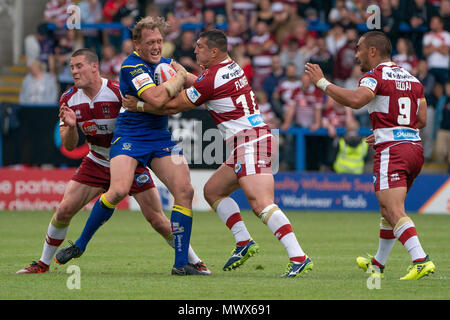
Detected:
left=422, top=16, right=450, bottom=85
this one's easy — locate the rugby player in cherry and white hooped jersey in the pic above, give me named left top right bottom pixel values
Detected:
left=305, top=31, right=435, bottom=280
left=123, top=29, right=313, bottom=278
left=16, top=49, right=209, bottom=274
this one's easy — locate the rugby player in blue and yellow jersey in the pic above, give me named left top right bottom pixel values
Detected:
left=72, top=16, right=204, bottom=276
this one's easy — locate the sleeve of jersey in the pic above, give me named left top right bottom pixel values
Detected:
left=121, top=65, right=156, bottom=97
left=182, top=74, right=213, bottom=107
left=358, top=72, right=380, bottom=96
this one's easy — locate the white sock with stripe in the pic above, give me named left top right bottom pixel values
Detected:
left=214, top=197, right=251, bottom=246
left=394, top=217, right=426, bottom=262
left=373, top=217, right=396, bottom=267
left=40, top=215, right=69, bottom=266
left=259, top=204, right=306, bottom=263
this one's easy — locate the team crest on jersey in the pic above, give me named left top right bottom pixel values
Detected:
left=102, top=105, right=111, bottom=118
left=75, top=109, right=82, bottom=120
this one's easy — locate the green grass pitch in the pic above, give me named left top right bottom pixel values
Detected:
left=0, top=210, right=449, bottom=300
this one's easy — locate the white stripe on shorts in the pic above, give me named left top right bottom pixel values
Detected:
left=379, top=147, right=390, bottom=190
left=244, top=140, right=256, bottom=175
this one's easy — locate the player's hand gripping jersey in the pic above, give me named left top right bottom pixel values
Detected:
left=358, top=62, right=425, bottom=148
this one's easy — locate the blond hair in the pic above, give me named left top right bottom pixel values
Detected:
left=132, top=16, right=169, bottom=42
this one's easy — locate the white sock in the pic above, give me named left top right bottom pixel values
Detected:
left=374, top=217, right=396, bottom=267
left=260, top=204, right=306, bottom=263
left=394, top=217, right=426, bottom=262
left=215, top=197, right=251, bottom=246
left=40, top=216, right=69, bottom=266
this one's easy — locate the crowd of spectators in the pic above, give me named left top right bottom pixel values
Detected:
left=21, top=0, right=450, bottom=172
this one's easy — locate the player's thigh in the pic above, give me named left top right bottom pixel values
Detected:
left=151, top=154, right=193, bottom=202
left=56, top=180, right=103, bottom=221
left=239, top=173, right=275, bottom=214
left=108, top=155, right=138, bottom=199
left=376, top=187, right=407, bottom=227
left=204, top=163, right=240, bottom=205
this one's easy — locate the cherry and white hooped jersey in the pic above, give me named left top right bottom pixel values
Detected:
left=59, top=78, right=122, bottom=167
left=358, top=62, right=425, bottom=147
left=182, top=58, right=271, bottom=142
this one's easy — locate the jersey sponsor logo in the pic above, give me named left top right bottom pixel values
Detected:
left=82, top=121, right=98, bottom=135
left=393, top=128, right=419, bottom=140
left=135, top=172, right=151, bottom=186
left=382, top=67, right=418, bottom=82
left=132, top=73, right=153, bottom=90
left=248, top=114, right=264, bottom=127
left=130, top=68, right=145, bottom=77
left=186, top=87, right=201, bottom=103
left=360, top=77, right=377, bottom=91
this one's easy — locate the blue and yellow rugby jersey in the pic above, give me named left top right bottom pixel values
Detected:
left=116, top=51, right=173, bottom=137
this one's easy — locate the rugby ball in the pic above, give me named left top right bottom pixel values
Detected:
left=154, top=62, right=176, bottom=85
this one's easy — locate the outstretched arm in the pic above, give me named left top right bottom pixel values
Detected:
left=122, top=89, right=196, bottom=115
left=305, top=63, right=374, bottom=109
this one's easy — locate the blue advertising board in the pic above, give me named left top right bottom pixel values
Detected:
left=231, top=172, right=450, bottom=213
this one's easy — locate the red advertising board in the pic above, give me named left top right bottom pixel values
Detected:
left=0, top=168, right=129, bottom=211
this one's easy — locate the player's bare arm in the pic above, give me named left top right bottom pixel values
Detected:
left=123, top=89, right=196, bottom=115
left=305, top=63, right=374, bottom=109
left=417, top=98, right=428, bottom=129
left=59, top=103, right=78, bottom=151
left=123, top=65, right=198, bottom=115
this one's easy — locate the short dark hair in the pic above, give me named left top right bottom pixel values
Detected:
left=360, top=31, right=392, bottom=58
left=72, top=48, right=98, bottom=64
left=71, top=48, right=99, bottom=64
left=199, top=29, right=228, bottom=53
